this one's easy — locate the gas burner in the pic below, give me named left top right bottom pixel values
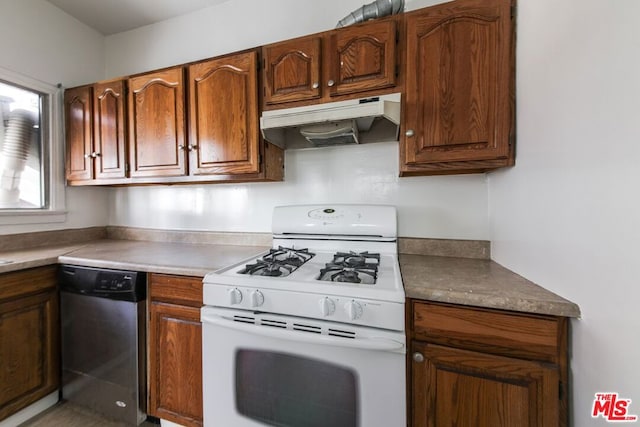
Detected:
left=333, top=251, right=381, bottom=268
left=318, top=263, right=378, bottom=285
left=238, top=259, right=294, bottom=277
left=238, top=246, right=315, bottom=277
left=263, top=246, right=315, bottom=265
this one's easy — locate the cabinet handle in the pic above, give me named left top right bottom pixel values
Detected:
left=327, top=79, right=335, bottom=87
left=405, top=129, right=415, bottom=137
left=413, top=352, right=425, bottom=363
left=188, top=144, right=198, bottom=151
left=312, top=82, right=319, bottom=89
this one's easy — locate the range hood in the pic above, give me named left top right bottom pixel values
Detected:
left=260, top=93, right=401, bottom=149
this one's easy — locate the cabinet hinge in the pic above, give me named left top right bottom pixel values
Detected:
left=125, top=163, right=130, bottom=174
left=511, top=5, right=517, bottom=18
left=396, top=30, right=400, bottom=44
left=396, top=65, right=400, bottom=78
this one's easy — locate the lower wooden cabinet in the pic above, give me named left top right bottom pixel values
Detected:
left=0, top=266, right=59, bottom=421
left=148, top=274, right=203, bottom=427
left=409, top=301, right=568, bottom=427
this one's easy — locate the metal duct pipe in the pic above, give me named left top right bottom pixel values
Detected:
left=336, top=0, right=404, bottom=28
left=0, top=109, right=34, bottom=206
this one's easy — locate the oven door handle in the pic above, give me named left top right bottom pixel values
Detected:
left=202, top=312, right=405, bottom=352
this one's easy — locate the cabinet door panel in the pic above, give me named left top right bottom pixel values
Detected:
left=412, top=342, right=559, bottom=427
left=65, top=86, right=93, bottom=181
left=0, top=290, right=59, bottom=420
left=128, top=68, right=186, bottom=177
left=188, top=51, right=260, bottom=175
left=263, top=36, right=322, bottom=105
left=94, top=80, right=127, bottom=179
left=149, top=302, right=202, bottom=427
left=403, top=0, right=513, bottom=171
left=330, top=20, right=397, bottom=97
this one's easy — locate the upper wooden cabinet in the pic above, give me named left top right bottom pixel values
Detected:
left=187, top=51, right=260, bottom=175
left=401, top=0, right=515, bottom=175
left=263, top=18, right=398, bottom=108
left=65, top=86, right=93, bottom=181
left=65, top=80, right=128, bottom=183
left=128, top=67, right=187, bottom=178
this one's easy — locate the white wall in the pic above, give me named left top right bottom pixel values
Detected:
left=489, top=0, right=640, bottom=425
left=0, top=0, right=109, bottom=234
left=105, top=0, right=490, bottom=239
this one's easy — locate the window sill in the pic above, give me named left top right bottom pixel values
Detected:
left=0, top=210, right=67, bottom=225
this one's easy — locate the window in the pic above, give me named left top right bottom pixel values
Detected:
left=0, top=66, right=65, bottom=223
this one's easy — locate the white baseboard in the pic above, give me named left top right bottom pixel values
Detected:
left=0, top=391, right=59, bottom=427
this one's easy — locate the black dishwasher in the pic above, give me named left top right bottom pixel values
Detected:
left=58, top=265, right=147, bottom=425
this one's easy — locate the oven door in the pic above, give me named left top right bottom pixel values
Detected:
left=201, top=306, right=406, bottom=427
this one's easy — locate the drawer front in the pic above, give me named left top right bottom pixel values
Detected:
left=0, top=265, right=57, bottom=301
left=149, top=273, right=203, bottom=307
left=412, top=301, right=563, bottom=363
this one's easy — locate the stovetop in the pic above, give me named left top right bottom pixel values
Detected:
left=208, top=245, right=403, bottom=302
left=202, top=204, right=405, bottom=330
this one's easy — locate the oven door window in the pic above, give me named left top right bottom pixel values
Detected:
left=235, top=349, right=358, bottom=427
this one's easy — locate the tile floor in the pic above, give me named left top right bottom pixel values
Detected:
left=19, top=402, right=158, bottom=427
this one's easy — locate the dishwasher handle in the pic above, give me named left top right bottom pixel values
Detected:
left=201, top=309, right=405, bottom=353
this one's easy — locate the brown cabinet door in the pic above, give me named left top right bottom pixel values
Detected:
left=188, top=51, right=260, bottom=175
left=128, top=67, right=186, bottom=177
left=411, top=342, right=559, bottom=427
left=402, top=0, right=513, bottom=173
left=0, top=290, right=59, bottom=420
left=329, top=20, right=397, bottom=97
left=93, top=80, right=127, bottom=179
left=65, top=85, right=93, bottom=181
left=263, top=36, right=322, bottom=105
left=148, top=301, right=203, bottom=427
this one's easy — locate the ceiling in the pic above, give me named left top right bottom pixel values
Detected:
left=46, top=0, right=231, bottom=35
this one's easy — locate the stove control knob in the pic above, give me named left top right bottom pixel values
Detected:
left=228, top=288, right=243, bottom=305
left=251, top=290, right=265, bottom=308
left=346, top=300, right=363, bottom=321
left=319, top=297, right=336, bottom=317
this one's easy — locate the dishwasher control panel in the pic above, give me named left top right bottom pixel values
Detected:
left=59, top=265, right=146, bottom=302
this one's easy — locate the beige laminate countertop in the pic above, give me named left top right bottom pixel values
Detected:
left=400, top=254, right=580, bottom=318
left=1, top=239, right=580, bottom=318
left=0, top=239, right=268, bottom=277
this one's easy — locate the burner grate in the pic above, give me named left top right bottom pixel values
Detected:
left=238, top=246, right=315, bottom=277
left=317, top=251, right=381, bottom=285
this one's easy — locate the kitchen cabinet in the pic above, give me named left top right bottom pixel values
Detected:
left=0, top=266, right=59, bottom=421
left=64, top=80, right=128, bottom=183
left=401, top=0, right=515, bottom=175
left=148, top=273, right=203, bottom=427
left=409, top=301, right=568, bottom=427
left=262, top=17, right=398, bottom=108
left=128, top=67, right=187, bottom=178
left=187, top=51, right=260, bottom=175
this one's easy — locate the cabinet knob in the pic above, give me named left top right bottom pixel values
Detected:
left=188, top=144, right=198, bottom=151
left=312, top=82, right=319, bottom=89
left=178, top=145, right=186, bottom=151
left=92, top=152, right=101, bottom=158
left=327, top=79, right=335, bottom=87
left=84, top=154, right=91, bottom=159
left=405, top=129, right=415, bottom=137
left=413, top=352, right=425, bottom=363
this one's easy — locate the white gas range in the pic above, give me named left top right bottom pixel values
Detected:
left=201, top=205, right=406, bottom=427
